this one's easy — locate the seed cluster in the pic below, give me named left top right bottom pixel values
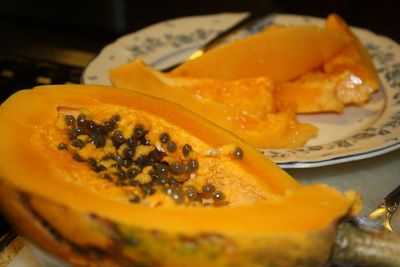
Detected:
left=57, top=113, right=228, bottom=206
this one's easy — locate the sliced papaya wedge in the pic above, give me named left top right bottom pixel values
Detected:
left=170, top=25, right=350, bottom=82
left=110, top=59, right=317, bottom=148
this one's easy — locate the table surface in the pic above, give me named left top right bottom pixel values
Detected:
left=290, top=149, right=400, bottom=232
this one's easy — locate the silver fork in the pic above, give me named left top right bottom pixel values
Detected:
left=354, top=185, right=400, bottom=232
left=332, top=185, right=400, bottom=266
left=368, top=185, right=400, bottom=231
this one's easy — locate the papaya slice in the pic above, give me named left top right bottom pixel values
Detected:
left=276, top=72, right=344, bottom=113
left=110, top=59, right=317, bottom=148
left=324, top=13, right=380, bottom=92
left=324, top=13, right=380, bottom=105
left=167, top=14, right=379, bottom=114
left=0, top=84, right=358, bottom=266
left=275, top=14, right=380, bottom=113
left=170, top=25, right=351, bottom=81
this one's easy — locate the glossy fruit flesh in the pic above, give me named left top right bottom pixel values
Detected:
left=170, top=25, right=350, bottom=82
left=0, top=85, right=358, bottom=267
left=110, top=60, right=317, bottom=148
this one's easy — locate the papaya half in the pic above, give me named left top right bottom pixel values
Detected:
left=1, top=85, right=399, bottom=267
left=0, top=84, right=362, bottom=267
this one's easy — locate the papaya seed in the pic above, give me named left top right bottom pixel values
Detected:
left=128, top=195, right=141, bottom=203
left=120, top=158, right=133, bottom=168
left=159, top=132, right=170, bottom=144
left=100, top=121, right=115, bottom=133
left=171, top=190, right=184, bottom=203
left=133, top=124, right=145, bottom=139
left=77, top=114, right=87, bottom=127
left=186, top=186, right=198, bottom=201
left=100, top=173, right=112, bottom=181
left=202, top=183, right=215, bottom=194
left=213, top=191, right=225, bottom=201
left=170, top=162, right=182, bottom=175
left=57, top=143, right=68, bottom=150
left=233, top=147, right=244, bottom=159
left=153, top=163, right=169, bottom=176
left=88, top=133, right=106, bottom=148
left=86, top=120, right=98, bottom=132
left=112, top=130, right=126, bottom=148
left=126, top=168, right=139, bottom=179
left=141, top=184, right=155, bottom=196
left=72, top=152, right=85, bottom=162
left=110, top=114, right=120, bottom=125
left=71, top=139, right=85, bottom=149
left=166, top=141, right=177, bottom=153
left=182, top=144, right=192, bottom=157
left=187, top=159, right=199, bottom=173
left=64, top=115, right=76, bottom=127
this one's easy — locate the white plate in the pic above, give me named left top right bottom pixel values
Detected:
left=83, top=13, right=400, bottom=168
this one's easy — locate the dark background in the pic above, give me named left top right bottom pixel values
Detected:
left=0, top=0, right=398, bottom=55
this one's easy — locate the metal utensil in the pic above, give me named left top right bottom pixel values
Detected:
left=353, top=185, right=400, bottom=232
left=332, top=185, right=400, bottom=267
left=160, top=11, right=275, bottom=72
left=368, top=184, right=400, bottom=231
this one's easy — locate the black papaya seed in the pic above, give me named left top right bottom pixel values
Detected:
left=71, top=139, right=85, bottom=149
left=202, top=183, right=215, bottom=194
left=64, top=115, right=76, bottom=127
left=110, top=114, right=121, bottom=125
left=57, top=143, right=68, bottom=150
left=171, top=190, right=184, bottom=203
left=100, top=121, right=115, bottom=133
left=213, top=191, right=225, bottom=201
left=166, top=141, right=177, bottom=153
left=123, top=146, right=135, bottom=159
left=182, top=144, right=192, bottom=157
left=72, top=153, right=85, bottom=162
left=112, top=130, right=125, bottom=148
left=170, top=162, right=182, bottom=175
left=77, top=114, right=87, bottom=127
left=126, top=168, right=139, bottom=179
left=233, top=147, right=244, bottom=159
left=133, top=124, right=145, bottom=139
left=187, top=159, right=199, bottom=173
left=159, top=132, right=170, bottom=144
left=128, top=195, right=141, bottom=203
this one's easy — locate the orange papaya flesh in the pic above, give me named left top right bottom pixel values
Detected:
left=0, top=85, right=298, bottom=207
left=168, top=14, right=378, bottom=114
left=170, top=25, right=351, bottom=82
left=0, top=84, right=359, bottom=266
left=274, top=14, right=380, bottom=114
left=276, top=71, right=379, bottom=114
left=324, top=13, right=380, bottom=93
left=0, top=184, right=355, bottom=267
left=110, top=59, right=317, bottom=148
left=276, top=72, right=344, bottom=113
